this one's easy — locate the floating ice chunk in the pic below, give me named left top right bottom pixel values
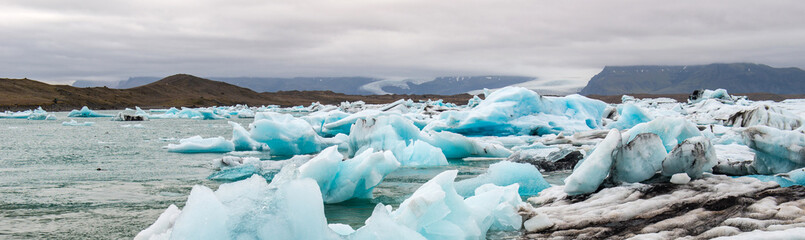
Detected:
left=0, top=109, right=32, bottom=119
left=787, top=167, right=805, bottom=186
left=455, top=161, right=550, bottom=197
left=347, top=115, right=421, bottom=158
left=661, top=136, right=717, bottom=179
left=228, top=121, right=268, bottom=151
left=465, top=183, right=524, bottom=231
left=611, top=133, right=666, bottom=183
left=424, top=87, right=606, bottom=136
left=351, top=204, right=428, bottom=240
left=670, top=173, right=691, bottom=184
left=346, top=114, right=507, bottom=162
left=26, top=107, right=56, bottom=120
left=62, top=119, right=94, bottom=126
left=625, top=118, right=702, bottom=152
left=711, top=143, right=756, bottom=175
left=379, top=170, right=522, bottom=239
left=398, top=140, right=448, bottom=166
left=328, top=223, right=356, bottom=236
left=166, top=136, right=234, bottom=153
left=208, top=155, right=311, bottom=181
left=564, top=129, right=621, bottom=195
left=169, top=185, right=228, bottom=239
left=607, top=103, right=653, bottom=130
left=299, top=146, right=400, bottom=203
left=689, top=88, right=734, bottom=103
left=236, top=108, right=255, bottom=118
left=199, top=109, right=224, bottom=120
left=424, top=131, right=512, bottom=159
left=302, top=110, right=351, bottom=136
left=742, top=126, right=805, bottom=174
left=67, top=106, right=112, bottom=117
left=726, top=104, right=802, bottom=130
left=523, top=214, right=554, bottom=232
left=138, top=172, right=340, bottom=240
left=134, top=204, right=180, bottom=240
left=467, top=95, right=482, bottom=108
left=249, top=112, right=326, bottom=155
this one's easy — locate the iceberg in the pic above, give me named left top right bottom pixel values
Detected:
left=624, top=117, right=702, bottom=152
left=424, top=87, right=607, bottom=136
left=564, top=129, right=622, bottom=195
left=660, top=136, right=717, bottom=179
left=208, top=155, right=312, bottom=181
left=397, top=140, right=449, bottom=166
left=688, top=88, right=734, bottom=103
left=725, top=104, right=802, bottom=130
left=67, top=106, right=112, bottom=117
left=61, top=119, right=94, bottom=126
left=347, top=114, right=507, bottom=163
left=611, top=133, right=666, bottom=183
left=136, top=171, right=339, bottom=240
left=300, top=146, right=400, bottom=203
left=26, top=107, right=56, bottom=120
left=166, top=136, right=235, bottom=153
left=140, top=169, right=524, bottom=240
left=741, top=126, right=805, bottom=174
left=228, top=121, right=268, bottom=152
left=455, top=161, right=551, bottom=197
left=607, top=103, right=652, bottom=130
left=383, top=170, right=523, bottom=239
left=249, top=112, right=328, bottom=156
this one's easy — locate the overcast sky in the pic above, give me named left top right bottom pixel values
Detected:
left=2, top=0, right=804, bottom=85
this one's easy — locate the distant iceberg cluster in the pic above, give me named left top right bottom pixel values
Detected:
left=19, top=86, right=797, bottom=239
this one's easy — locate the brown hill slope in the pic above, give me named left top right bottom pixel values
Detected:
left=0, top=74, right=474, bottom=111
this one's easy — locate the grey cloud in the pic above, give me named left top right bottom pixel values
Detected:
left=1, top=0, right=804, bottom=85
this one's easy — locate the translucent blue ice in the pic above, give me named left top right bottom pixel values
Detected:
left=564, top=129, right=621, bottom=195
left=742, top=126, right=805, bottom=174
left=139, top=169, right=523, bottom=240
left=625, top=118, right=702, bottom=152
left=26, top=107, right=56, bottom=120
left=454, top=161, right=551, bottom=197
left=228, top=121, right=268, bottom=152
left=611, top=133, right=666, bottom=183
left=61, top=119, right=94, bottom=126
left=299, top=146, right=400, bottom=203
left=67, top=106, right=113, bottom=117
left=371, top=170, right=523, bottom=239
left=424, top=87, right=607, bottom=136
left=136, top=171, right=339, bottom=240
left=166, top=136, right=235, bottom=153
left=660, top=136, right=717, bottom=179
left=249, top=112, right=326, bottom=155
left=608, top=104, right=652, bottom=130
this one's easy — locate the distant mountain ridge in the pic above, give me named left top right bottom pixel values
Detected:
left=72, top=75, right=534, bottom=95
left=580, top=63, right=805, bottom=95
left=1, top=74, right=474, bottom=111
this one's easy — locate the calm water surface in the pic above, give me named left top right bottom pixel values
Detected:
left=0, top=111, right=568, bottom=239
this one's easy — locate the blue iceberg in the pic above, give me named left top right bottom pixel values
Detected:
left=424, top=87, right=607, bottom=136
left=455, top=160, right=551, bottom=197
left=166, top=136, right=235, bottom=153
left=67, top=106, right=112, bottom=117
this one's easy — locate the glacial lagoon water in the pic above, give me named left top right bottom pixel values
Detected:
left=0, top=111, right=568, bottom=239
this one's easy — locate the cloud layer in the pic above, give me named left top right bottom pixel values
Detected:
left=2, top=0, right=804, bottom=84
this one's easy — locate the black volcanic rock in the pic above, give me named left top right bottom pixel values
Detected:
left=580, top=63, right=805, bottom=95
